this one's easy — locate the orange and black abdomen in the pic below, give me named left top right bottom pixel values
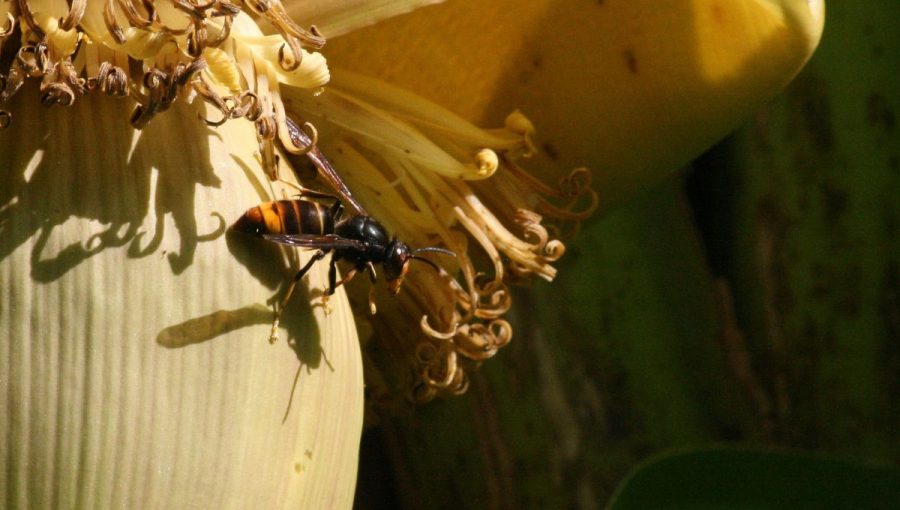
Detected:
left=233, top=200, right=335, bottom=237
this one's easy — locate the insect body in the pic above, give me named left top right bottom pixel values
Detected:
left=233, top=196, right=454, bottom=342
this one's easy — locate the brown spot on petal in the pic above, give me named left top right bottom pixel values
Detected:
left=623, top=48, right=638, bottom=74
left=542, top=142, right=559, bottom=162
left=712, top=3, right=727, bottom=25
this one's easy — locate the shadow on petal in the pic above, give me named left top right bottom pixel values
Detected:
left=0, top=85, right=225, bottom=281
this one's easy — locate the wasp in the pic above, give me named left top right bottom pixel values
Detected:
left=233, top=194, right=454, bottom=342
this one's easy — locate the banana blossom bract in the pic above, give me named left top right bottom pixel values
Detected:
left=0, top=0, right=823, bottom=508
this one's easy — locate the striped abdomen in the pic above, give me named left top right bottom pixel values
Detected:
left=233, top=200, right=335, bottom=237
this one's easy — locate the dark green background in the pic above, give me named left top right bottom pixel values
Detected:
left=356, top=3, right=900, bottom=508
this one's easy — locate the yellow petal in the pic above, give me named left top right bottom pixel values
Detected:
left=288, top=0, right=446, bottom=38
left=0, top=86, right=362, bottom=508
left=323, top=0, right=825, bottom=209
left=203, top=47, right=244, bottom=94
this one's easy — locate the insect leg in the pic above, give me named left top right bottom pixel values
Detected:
left=327, top=267, right=359, bottom=295
left=328, top=257, right=338, bottom=294
left=365, top=262, right=378, bottom=283
left=329, top=198, right=344, bottom=223
left=322, top=261, right=360, bottom=314
left=365, top=262, right=378, bottom=315
left=322, top=258, right=356, bottom=314
left=269, top=249, right=327, bottom=344
left=278, top=181, right=337, bottom=203
left=320, top=257, right=340, bottom=315
left=297, top=188, right=339, bottom=201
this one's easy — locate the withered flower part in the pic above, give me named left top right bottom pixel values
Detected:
left=0, top=0, right=328, bottom=178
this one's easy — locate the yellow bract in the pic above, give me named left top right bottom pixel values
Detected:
left=0, top=92, right=363, bottom=508
left=323, top=0, right=825, bottom=209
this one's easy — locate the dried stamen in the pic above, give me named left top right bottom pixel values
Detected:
left=103, top=0, right=127, bottom=44
left=503, top=158, right=598, bottom=222
left=59, top=0, right=88, bottom=31
left=89, top=62, right=130, bottom=97
left=40, top=58, right=86, bottom=106
left=280, top=119, right=317, bottom=155
left=0, top=12, right=16, bottom=39
left=242, top=0, right=323, bottom=72
left=115, top=0, right=154, bottom=29
left=16, top=0, right=45, bottom=39
left=1, top=66, right=26, bottom=103
left=206, top=13, right=233, bottom=47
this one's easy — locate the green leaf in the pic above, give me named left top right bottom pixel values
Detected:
left=608, top=447, right=900, bottom=510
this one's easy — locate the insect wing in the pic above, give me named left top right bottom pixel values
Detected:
left=285, top=117, right=368, bottom=217
left=262, top=233, right=367, bottom=251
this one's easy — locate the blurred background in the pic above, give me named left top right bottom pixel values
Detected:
left=353, top=3, right=899, bottom=508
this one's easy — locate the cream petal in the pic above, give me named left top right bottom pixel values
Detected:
left=329, top=69, right=523, bottom=151
left=283, top=84, right=487, bottom=180
left=0, top=86, right=362, bottom=508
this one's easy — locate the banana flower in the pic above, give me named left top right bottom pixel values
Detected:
left=0, top=0, right=824, bottom=508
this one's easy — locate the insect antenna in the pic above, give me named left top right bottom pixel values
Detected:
left=410, top=246, right=456, bottom=272
left=410, top=256, right=441, bottom=272
left=411, top=246, right=456, bottom=258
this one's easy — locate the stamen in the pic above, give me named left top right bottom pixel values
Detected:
left=503, top=158, right=599, bottom=221
left=255, top=114, right=280, bottom=179
left=16, top=0, right=45, bottom=39
left=40, top=57, right=85, bottom=106
left=187, top=27, right=205, bottom=57
left=41, top=82, right=76, bottom=106
left=0, top=13, right=15, bottom=39
left=280, top=119, right=317, bottom=155
left=89, top=62, right=130, bottom=96
left=242, top=0, right=323, bottom=74
left=115, top=0, right=154, bottom=29
left=16, top=43, right=48, bottom=76
left=1, top=66, right=26, bottom=103
left=103, top=0, right=127, bottom=44
left=206, top=13, right=233, bottom=47
left=60, top=0, right=88, bottom=31
left=504, top=110, right=537, bottom=156
left=277, top=41, right=302, bottom=72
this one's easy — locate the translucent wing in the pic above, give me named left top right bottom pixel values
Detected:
left=262, top=233, right=367, bottom=251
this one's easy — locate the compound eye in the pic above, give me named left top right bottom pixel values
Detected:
left=384, top=242, right=411, bottom=281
